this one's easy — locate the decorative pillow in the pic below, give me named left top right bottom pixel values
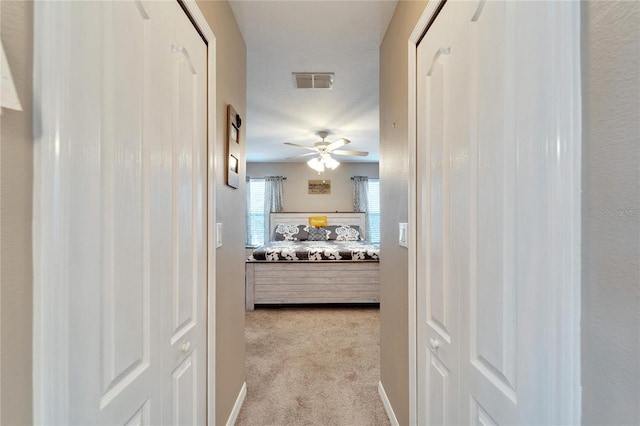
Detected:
left=325, top=225, right=362, bottom=241
left=307, top=226, right=329, bottom=241
left=308, top=215, right=328, bottom=227
left=273, top=224, right=309, bottom=241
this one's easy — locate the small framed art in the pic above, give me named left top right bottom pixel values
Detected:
left=226, top=105, right=242, bottom=188
left=308, top=180, right=331, bottom=194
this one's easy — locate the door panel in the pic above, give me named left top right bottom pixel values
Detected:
left=165, top=2, right=208, bottom=424
left=471, top=398, right=498, bottom=426
left=100, top=1, right=149, bottom=404
left=55, top=1, right=207, bottom=424
left=124, top=401, right=150, bottom=426
left=172, top=356, right=198, bottom=425
left=418, top=0, right=517, bottom=424
left=470, top=0, right=517, bottom=399
left=417, top=4, right=460, bottom=424
left=427, top=57, right=450, bottom=342
left=428, top=353, right=449, bottom=425
left=172, top=54, right=197, bottom=340
left=417, top=1, right=579, bottom=425
left=467, top=1, right=519, bottom=423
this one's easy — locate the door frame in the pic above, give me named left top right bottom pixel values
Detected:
left=407, top=1, right=582, bottom=424
left=31, top=1, right=217, bottom=424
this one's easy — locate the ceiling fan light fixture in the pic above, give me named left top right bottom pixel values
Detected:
left=307, top=154, right=339, bottom=172
left=286, top=130, right=362, bottom=170
left=307, top=157, right=325, bottom=172
left=324, top=156, right=340, bottom=170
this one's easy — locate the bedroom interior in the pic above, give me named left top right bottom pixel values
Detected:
left=232, top=0, right=391, bottom=421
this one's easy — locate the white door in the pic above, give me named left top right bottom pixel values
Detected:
left=34, top=1, right=207, bottom=424
left=158, top=2, right=208, bottom=424
left=417, top=1, right=471, bottom=424
left=416, top=1, right=581, bottom=424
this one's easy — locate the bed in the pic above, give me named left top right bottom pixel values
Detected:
left=245, top=212, right=380, bottom=310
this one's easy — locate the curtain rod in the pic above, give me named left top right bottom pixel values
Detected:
left=248, top=176, right=287, bottom=180
left=350, top=176, right=370, bottom=180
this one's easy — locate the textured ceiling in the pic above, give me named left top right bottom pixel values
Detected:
left=229, top=0, right=398, bottom=163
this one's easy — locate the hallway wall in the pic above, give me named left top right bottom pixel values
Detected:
left=379, top=1, right=428, bottom=424
left=581, top=1, right=640, bottom=424
left=0, top=1, right=34, bottom=424
left=196, top=1, right=248, bottom=424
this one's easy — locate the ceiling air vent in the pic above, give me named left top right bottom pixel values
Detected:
left=292, top=72, right=334, bottom=89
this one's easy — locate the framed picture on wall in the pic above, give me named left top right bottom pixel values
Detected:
left=308, top=180, right=331, bottom=194
left=226, top=105, right=242, bottom=188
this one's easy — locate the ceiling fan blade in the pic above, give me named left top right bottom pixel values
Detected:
left=326, top=138, right=350, bottom=151
left=331, top=149, right=369, bottom=157
left=286, top=152, right=318, bottom=159
left=284, top=142, right=318, bottom=152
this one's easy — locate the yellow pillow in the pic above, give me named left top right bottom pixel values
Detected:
left=308, top=216, right=328, bottom=227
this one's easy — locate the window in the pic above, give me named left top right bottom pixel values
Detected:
left=247, top=178, right=265, bottom=246
left=368, top=179, right=380, bottom=243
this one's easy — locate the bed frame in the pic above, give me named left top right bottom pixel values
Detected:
left=245, top=212, right=380, bottom=310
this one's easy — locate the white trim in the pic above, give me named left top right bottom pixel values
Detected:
left=225, top=382, right=247, bottom=426
left=378, top=381, right=399, bottom=426
left=33, top=2, right=71, bottom=423
left=549, top=3, right=582, bottom=422
left=179, top=2, right=217, bottom=424
left=406, top=2, right=444, bottom=425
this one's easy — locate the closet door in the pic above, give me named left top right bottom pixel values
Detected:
left=416, top=2, right=470, bottom=424
left=416, top=0, right=580, bottom=424
left=35, top=1, right=207, bottom=424
left=158, top=2, right=208, bottom=424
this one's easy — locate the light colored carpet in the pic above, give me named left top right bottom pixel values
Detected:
left=236, top=306, right=391, bottom=426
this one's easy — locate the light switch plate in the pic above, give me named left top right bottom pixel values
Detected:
left=399, top=223, right=408, bottom=248
left=216, top=223, right=222, bottom=248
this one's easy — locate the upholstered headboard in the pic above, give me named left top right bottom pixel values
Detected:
left=270, top=212, right=366, bottom=237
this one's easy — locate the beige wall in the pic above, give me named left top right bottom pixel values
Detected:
left=0, top=1, right=34, bottom=424
left=247, top=162, right=378, bottom=213
left=379, top=1, right=428, bottom=424
left=196, top=1, right=248, bottom=424
left=581, top=1, right=640, bottom=424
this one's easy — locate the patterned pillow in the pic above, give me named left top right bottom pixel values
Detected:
left=273, top=224, right=309, bottom=241
left=307, top=226, right=329, bottom=241
left=325, top=225, right=362, bottom=241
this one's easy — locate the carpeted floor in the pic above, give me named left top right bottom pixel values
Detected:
left=236, top=306, right=391, bottom=426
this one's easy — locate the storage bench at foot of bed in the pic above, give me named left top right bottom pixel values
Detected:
left=245, top=261, right=380, bottom=310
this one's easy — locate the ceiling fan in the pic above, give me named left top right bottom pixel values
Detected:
left=284, top=131, right=369, bottom=172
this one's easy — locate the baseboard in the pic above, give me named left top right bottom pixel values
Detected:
left=226, top=382, right=247, bottom=426
left=378, top=381, right=400, bottom=426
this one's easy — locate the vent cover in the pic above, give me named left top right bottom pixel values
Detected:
left=292, top=72, right=334, bottom=89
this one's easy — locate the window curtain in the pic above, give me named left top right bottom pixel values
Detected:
left=352, top=176, right=370, bottom=241
left=245, top=176, right=252, bottom=246
left=264, top=176, right=285, bottom=243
